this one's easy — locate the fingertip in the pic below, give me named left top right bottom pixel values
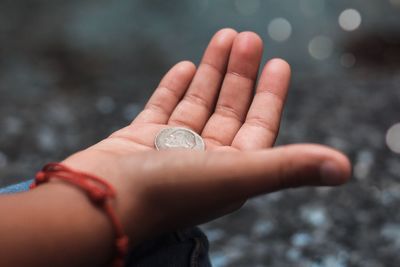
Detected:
left=174, top=60, right=196, bottom=76
left=270, top=144, right=352, bottom=189
left=264, top=58, right=291, bottom=79
left=216, top=28, right=238, bottom=36
left=212, top=28, right=238, bottom=48
left=341, top=154, right=352, bottom=182
left=202, top=29, right=238, bottom=67
left=161, top=60, right=196, bottom=88
left=238, top=31, right=263, bottom=44
left=234, top=31, right=264, bottom=57
left=227, top=31, right=263, bottom=79
left=294, top=144, right=352, bottom=186
left=257, top=58, right=291, bottom=97
left=320, top=150, right=352, bottom=185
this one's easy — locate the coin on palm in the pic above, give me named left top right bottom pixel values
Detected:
left=155, top=127, right=205, bottom=151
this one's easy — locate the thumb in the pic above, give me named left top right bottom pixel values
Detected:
left=150, top=144, right=351, bottom=201
left=120, top=144, right=351, bottom=237
left=232, top=144, right=352, bottom=197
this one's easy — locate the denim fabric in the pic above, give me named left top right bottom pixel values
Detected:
left=0, top=180, right=32, bottom=194
left=126, top=227, right=212, bottom=267
left=0, top=181, right=212, bottom=267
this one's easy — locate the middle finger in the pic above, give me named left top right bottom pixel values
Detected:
left=168, top=28, right=238, bottom=133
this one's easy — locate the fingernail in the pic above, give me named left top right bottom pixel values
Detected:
left=320, top=161, right=343, bottom=185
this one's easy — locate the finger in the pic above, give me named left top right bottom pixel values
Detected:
left=232, top=59, right=291, bottom=150
left=201, top=32, right=263, bottom=146
left=143, top=144, right=351, bottom=205
left=125, top=144, right=351, bottom=235
left=168, top=28, right=238, bottom=132
left=133, top=61, right=196, bottom=124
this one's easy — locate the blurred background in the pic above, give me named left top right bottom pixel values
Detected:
left=1, top=0, right=400, bottom=266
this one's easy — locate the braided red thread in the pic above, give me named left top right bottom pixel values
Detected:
left=30, top=162, right=129, bottom=267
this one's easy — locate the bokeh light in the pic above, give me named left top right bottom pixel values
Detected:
left=390, top=0, right=400, bottom=7
left=96, top=96, right=116, bottom=114
left=340, top=53, right=356, bottom=68
left=123, top=103, right=141, bottom=122
left=267, top=18, right=292, bottom=42
left=386, top=123, right=400, bottom=153
left=354, top=150, right=374, bottom=180
left=339, top=9, right=362, bottom=31
left=308, top=35, right=334, bottom=60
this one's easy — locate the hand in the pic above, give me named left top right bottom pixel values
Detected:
left=63, top=29, right=351, bottom=244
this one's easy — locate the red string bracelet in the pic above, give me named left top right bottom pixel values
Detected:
left=30, top=162, right=129, bottom=267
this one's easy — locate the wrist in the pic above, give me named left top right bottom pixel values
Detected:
left=18, top=181, right=116, bottom=267
left=61, top=150, right=146, bottom=245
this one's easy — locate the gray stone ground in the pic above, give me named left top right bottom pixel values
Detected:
left=1, top=1, right=400, bottom=266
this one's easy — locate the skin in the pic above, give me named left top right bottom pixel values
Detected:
left=0, top=29, right=351, bottom=267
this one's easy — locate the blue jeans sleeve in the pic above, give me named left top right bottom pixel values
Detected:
left=0, top=180, right=33, bottom=194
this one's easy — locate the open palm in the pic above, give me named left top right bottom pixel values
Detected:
left=102, top=29, right=288, bottom=153
left=63, top=29, right=350, bottom=244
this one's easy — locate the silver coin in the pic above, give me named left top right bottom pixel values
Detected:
left=155, top=127, right=205, bottom=151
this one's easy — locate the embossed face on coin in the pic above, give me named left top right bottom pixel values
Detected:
left=155, top=127, right=205, bottom=151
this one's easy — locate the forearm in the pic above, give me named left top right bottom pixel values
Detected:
left=0, top=182, right=116, bottom=267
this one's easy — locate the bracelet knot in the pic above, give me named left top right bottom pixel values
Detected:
left=89, top=187, right=108, bottom=204
left=35, top=171, right=47, bottom=183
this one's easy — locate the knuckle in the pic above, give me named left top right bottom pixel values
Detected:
left=246, top=116, right=278, bottom=134
left=184, top=92, right=211, bottom=110
left=215, top=104, right=243, bottom=123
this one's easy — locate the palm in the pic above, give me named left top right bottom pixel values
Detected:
left=103, top=29, right=290, bottom=153
left=63, top=30, right=350, bottom=243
